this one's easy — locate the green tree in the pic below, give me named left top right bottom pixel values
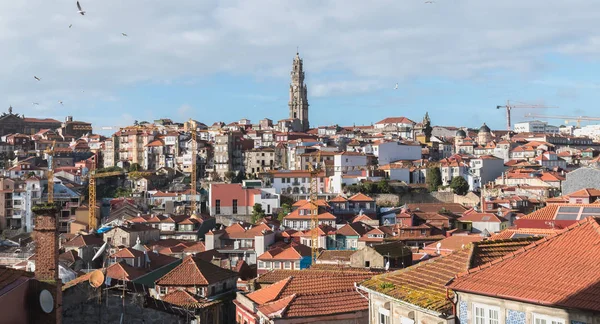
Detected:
left=224, top=171, right=236, bottom=183
left=450, top=176, right=470, bottom=195
left=377, top=179, right=392, bottom=194
left=277, top=203, right=292, bottom=221
left=129, top=163, right=141, bottom=172
left=426, top=167, right=442, bottom=192
left=251, top=203, right=265, bottom=223
left=363, top=182, right=375, bottom=193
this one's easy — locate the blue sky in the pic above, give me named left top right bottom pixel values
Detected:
left=3, top=1, right=600, bottom=133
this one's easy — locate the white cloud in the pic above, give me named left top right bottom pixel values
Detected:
left=1, top=0, right=600, bottom=124
left=311, top=80, right=384, bottom=97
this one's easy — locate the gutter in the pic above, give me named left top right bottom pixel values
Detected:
left=356, top=283, right=453, bottom=319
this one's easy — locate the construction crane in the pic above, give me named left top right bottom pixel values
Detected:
left=306, top=150, right=322, bottom=265
left=496, top=100, right=557, bottom=131
left=524, top=113, right=600, bottom=128
left=190, top=125, right=198, bottom=214
left=44, top=141, right=56, bottom=203
left=88, top=154, right=125, bottom=231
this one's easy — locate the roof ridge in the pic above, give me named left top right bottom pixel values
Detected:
left=452, top=216, right=599, bottom=281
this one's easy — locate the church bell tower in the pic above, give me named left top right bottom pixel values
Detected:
left=289, top=52, right=309, bottom=131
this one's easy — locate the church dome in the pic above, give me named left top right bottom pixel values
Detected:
left=456, top=129, right=467, bottom=138
left=479, top=123, right=491, bottom=133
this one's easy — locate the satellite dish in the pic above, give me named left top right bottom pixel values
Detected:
left=39, top=289, right=54, bottom=314
left=92, top=241, right=108, bottom=261
left=89, top=270, right=105, bottom=288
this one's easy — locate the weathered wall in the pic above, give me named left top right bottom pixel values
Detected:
left=562, top=167, right=600, bottom=195
left=63, top=285, right=187, bottom=324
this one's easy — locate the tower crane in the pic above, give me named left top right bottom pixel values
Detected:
left=306, top=150, right=322, bottom=265
left=496, top=100, right=558, bottom=131
left=44, top=141, right=56, bottom=204
left=524, top=113, right=600, bottom=128
left=88, top=154, right=125, bottom=231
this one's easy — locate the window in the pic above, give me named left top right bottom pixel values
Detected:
left=473, top=303, right=500, bottom=324
left=258, top=261, right=265, bottom=269
left=215, top=199, right=221, bottom=214
left=420, top=229, right=427, bottom=235
left=273, top=261, right=281, bottom=269
left=284, top=261, right=291, bottom=269
left=222, top=282, right=227, bottom=292
left=378, top=308, right=390, bottom=324
left=238, top=314, right=243, bottom=324
left=122, top=237, right=126, bottom=245
left=532, top=313, right=565, bottom=324
left=211, top=286, right=215, bottom=295
left=294, top=261, right=300, bottom=269
left=365, top=261, right=370, bottom=267
left=232, top=199, right=238, bottom=214
left=158, top=286, right=167, bottom=295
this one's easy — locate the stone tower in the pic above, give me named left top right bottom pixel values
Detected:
left=289, top=52, right=309, bottom=131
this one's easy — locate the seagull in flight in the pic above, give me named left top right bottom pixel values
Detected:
left=425, top=1, right=435, bottom=3
left=58, top=100, right=64, bottom=105
left=32, top=102, right=39, bottom=106
left=394, top=83, right=399, bottom=90
left=34, top=76, right=41, bottom=81
left=121, top=33, right=128, bottom=37
left=77, top=1, right=86, bottom=15
left=69, top=24, right=73, bottom=28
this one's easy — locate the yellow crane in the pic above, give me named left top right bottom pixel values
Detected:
left=190, top=125, right=198, bottom=214
left=88, top=154, right=124, bottom=231
left=496, top=100, right=557, bottom=131
left=307, top=150, right=322, bottom=265
left=44, top=141, right=56, bottom=204
left=524, top=113, right=600, bottom=128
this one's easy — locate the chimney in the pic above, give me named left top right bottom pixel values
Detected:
left=32, top=203, right=62, bottom=324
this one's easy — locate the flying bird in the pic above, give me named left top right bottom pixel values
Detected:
left=34, top=76, right=41, bottom=81
left=77, top=1, right=86, bottom=15
left=58, top=100, right=64, bottom=105
left=69, top=24, right=73, bottom=28
left=32, top=102, right=39, bottom=105
left=394, top=83, right=399, bottom=90
left=121, top=33, right=128, bottom=37
left=425, top=1, right=435, bottom=3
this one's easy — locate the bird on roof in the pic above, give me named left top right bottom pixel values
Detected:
left=121, top=33, right=128, bottom=37
left=76, top=1, right=86, bottom=15
left=394, top=83, right=398, bottom=90
left=34, top=76, right=41, bottom=81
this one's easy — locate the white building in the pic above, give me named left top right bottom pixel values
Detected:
left=574, top=124, right=600, bottom=140
left=372, top=141, right=422, bottom=166
left=266, top=170, right=327, bottom=195
left=468, top=155, right=506, bottom=191
left=329, top=152, right=368, bottom=193
left=513, top=120, right=559, bottom=134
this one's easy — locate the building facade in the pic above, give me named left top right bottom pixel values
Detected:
left=288, top=52, right=310, bottom=132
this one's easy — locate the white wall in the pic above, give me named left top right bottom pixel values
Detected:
left=375, top=142, right=422, bottom=165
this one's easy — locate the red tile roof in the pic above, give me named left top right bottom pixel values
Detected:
left=449, top=217, right=600, bottom=312
left=258, top=243, right=312, bottom=261
left=162, top=289, right=200, bottom=307
left=458, top=212, right=507, bottom=223
left=249, top=275, right=369, bottom=319
left=105, top=261, right=147, bottom=281
left=63, top=234, right=104, bottom=248
left=423, top=235, right=483, bottom=254
left=488, top=228, right=558, bottom=240
left=360, top=238, right=539, bottom=314
left=347, top=193, right=374, bottom=202
left=375, top=117, right=415, bottom=125
left=156, top=255, right=237, bottom=286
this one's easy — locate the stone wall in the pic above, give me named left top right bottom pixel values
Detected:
left=562, top=167, right=600, bottom=195
left=63, top=284, right=188, bottom=324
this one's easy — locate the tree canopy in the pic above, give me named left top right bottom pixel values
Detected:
left=450, top=176, right=470, bottom=195
left=426, top=167, right=442, bottom=192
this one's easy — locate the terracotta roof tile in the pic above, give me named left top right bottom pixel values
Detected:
left=488, top=228, right=559, bottom=240
left=347, top=193, right=374, bottom=202
left=156, top=255, right=237, bottom=286
left=449, top=217, right=600, bottom=313
left=162, top=289, right=200, bottom=307
left=248, top=277, right=292, bottom=304
left=105, top=261, right=147, bottom=281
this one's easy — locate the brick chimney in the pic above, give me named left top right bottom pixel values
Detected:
left=32, top=203, right=62, bottom=324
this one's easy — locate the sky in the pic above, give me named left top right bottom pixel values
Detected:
left=3, top=1, right=600, bottom=134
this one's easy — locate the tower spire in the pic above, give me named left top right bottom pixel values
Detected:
left=289, top=51, right=309, bottom=131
